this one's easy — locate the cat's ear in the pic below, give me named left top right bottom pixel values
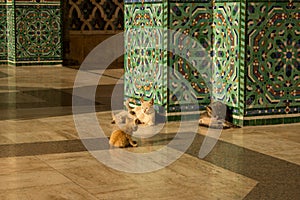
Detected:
left=150, top=98, right=154, bottom=105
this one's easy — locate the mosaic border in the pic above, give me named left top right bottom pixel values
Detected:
left=245, top=106, right=300, bottom=116
left=243, top=116, right=300, bottom=126
left=164, top=111, right=286, bottom=125
left=238, top=0, right=246, bottom=126
left=7, top=60, right=63, bottom=66
left=125, top=0, right=163, bottom=3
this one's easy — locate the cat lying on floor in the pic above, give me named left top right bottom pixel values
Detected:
left=112, top=97, right=156, bottom=126
left=128, top=97, right=155, bottom=126
left=111, top=99, right=133, bottom=125
left=199, top=101, right=237, bottom=129
left=109, top=112, right=139, bottom=148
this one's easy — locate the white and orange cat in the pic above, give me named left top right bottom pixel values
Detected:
left=128, top=97, right=155, bottom=126
left=112, top=97, right=156, bottom=126
left=109, top=113, right=139, bottom=148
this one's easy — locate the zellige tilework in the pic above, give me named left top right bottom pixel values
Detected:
left=3, top=0, right=62, bottom=66
left=118, top=0, right=300, bottom=125
left=0, top=1, right=7, bottom=64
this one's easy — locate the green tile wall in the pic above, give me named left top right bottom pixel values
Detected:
left=2, top=0, right=62, bottom=66
left=124, top=0, right=300, bottom=126
left=7, top=1, right=15, bottom=64
left=245, top=2, right=300, bottom=113
left=124, top=2, right=168, bottom=107
left=168, top=2, right=213, bottom=111
left=0, top=1, right=7, bottom=64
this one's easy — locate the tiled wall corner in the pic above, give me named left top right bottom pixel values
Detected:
left=168, top=1, right=213, bottom=112
left=124, top=0, right=300, bottom=126
left=213, top=2, right=241, bottom=109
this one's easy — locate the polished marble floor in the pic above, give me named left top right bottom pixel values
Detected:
left=0, top=65, right=299, bottom=200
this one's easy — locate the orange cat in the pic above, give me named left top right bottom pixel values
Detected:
left=109, top=114, right=139, bottom=148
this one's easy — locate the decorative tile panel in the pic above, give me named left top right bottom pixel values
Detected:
left=0, top=2, right=7, bottom=63
left=7, top=2, right=16, bottom=63
left=124, top=3, right=168, bottom=106
left=124, top=0, right=300, bottom=125
left=168, top=2, right=213, bottom=111
left=213, top=2, right=240, bottom=109
left=3, top=0, right=62, bottom=66
left=246, top=1, right=300, bottom=115
left=15, top=4, right=62, bottom=63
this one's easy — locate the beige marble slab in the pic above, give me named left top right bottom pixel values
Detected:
left=0, top=135, right=76, bottom=191
left=3, top=130, right=78, bottom=144
left=0, top=116, right=79, bottom=144
left=0, top=135, right=14, bottom=144
left=0, top=156, right=50, bottom=175
left=0, top=183, right=99, bottom=200
left=0, top=169, right=71, bottom=190
left=0, top=120, right=55, bottom=134
left=38, top=151, right=257, bottom=200
left=0, top=66, right=78, bottom=89
left=210, top=124, right=300, bottom=165
left=91, top=154, right=257, bottom=200
left=0, top=156, right=97, bottom=199
left=37, top=152, right=103, bottom=169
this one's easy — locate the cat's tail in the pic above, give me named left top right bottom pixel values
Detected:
left=223, top=121, right=240, bottom=129
left=129, top=139, right=138, bottom=147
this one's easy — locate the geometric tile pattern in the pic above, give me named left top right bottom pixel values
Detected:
left=246, top=1, right=300, bottom=116
left=3, top=0, right=62, bottom=66
left=68, top=0, right=124, bottom=31
left=7, top=2, right=16, bottom=63
left=0, top=2, right=7, bottom=63
left=15, top=4, right=62, bottom=63
left=124, top=0, right=300, bottom=125
left=169, top=2, right=213, bottom=111
left=213, top=2, right=240, bottom=109
left=124, top=3, right=168, bottom=106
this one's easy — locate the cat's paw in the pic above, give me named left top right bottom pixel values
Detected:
left=148, top=122, right=155, bottom=126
